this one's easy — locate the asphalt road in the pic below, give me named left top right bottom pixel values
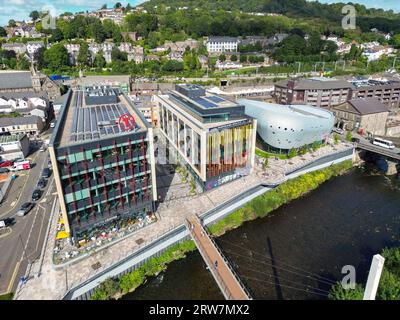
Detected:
left=0, top=146, right=56, bottom=294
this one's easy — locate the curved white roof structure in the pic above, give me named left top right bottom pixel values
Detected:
left=238, top=99, right=335, bottom=150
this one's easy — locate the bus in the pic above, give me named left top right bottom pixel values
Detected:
left=371, top=137, right=395, bottom=149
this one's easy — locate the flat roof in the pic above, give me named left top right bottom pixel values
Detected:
left=56, top=88, right=148, bottom=147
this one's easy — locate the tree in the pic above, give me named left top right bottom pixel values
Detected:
left=231, top=54, right=238, bottom=62
left=8, top=19, right=16, bottom=27
left=114, top=2, right=122, bottom=9
left=111, top=47, right=127, bottom=62
left=334, top=134, right=339, bottom=145
left=29, top=11, right=40, bottom=22
left=162, top=60, right=184, bottom=72
left=34, top=46, right=46, bottom=69
left=43, top=43, right=69, bottom=70
left=94, top=52, right=106, bottom=68
left=101, top=4, right=107, bottom=9
left=219, top=54, right=226, bottom=62
left=77, top=42, right=90, bottom=66
left=240, top=55, right=247, bottom=63
left=126, top=4, right=132, bottom=11
left=0, top=27, right=6, bottom=37
left=346, top=131, right=352, bottom=142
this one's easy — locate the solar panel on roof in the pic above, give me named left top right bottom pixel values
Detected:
left=96, top=107, right=103, bottom=122
left=102, top=105, right=109, bottom=121
left=106, top=127, right=113, bottom=135
left=91, top=108, right=98, bottom=131
left=110, top=105, right=119, bottom=119
left=100, top=127, right=106, bottom=135
left=194, top=97, right=218, bottom=109
left=85, top=109, right=91, bottom=132
left=207, top=96, right=225, bottom=103
left=78, top=108, right=84, bottom=133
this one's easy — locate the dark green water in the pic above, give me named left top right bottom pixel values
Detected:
left=123, top=166, right=400, bottom=300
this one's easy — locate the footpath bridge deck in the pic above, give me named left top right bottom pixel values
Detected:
left=185, top=215, right=251, bottom=300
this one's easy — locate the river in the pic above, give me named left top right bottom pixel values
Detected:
left=123, top=165, right=400, bottom=300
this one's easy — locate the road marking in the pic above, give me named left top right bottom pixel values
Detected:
left=7, top=261, right=20, bottom=293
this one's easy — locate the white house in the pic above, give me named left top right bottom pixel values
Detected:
left=26, top=41, right=44, bottom=57
left=206, top=36, right=238, bottom=53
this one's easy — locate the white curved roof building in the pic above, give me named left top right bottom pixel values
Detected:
left=238, top=99, right=335, bottom=151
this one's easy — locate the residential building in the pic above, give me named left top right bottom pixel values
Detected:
left=1, top=43, right=27, bottom=55
left=206, top=36, right=238, bottom=53
left=121, top=32, right=138, bottom=42
left=65, top=43, right=81, bottom=66
left=155, top=84, right=257, bottom=191
left=48, top=86, right=157, bottom=240
left=331, top=98, right=389, bottom=136
left=241, top=99, right=334, bottom=154
left=274, top=77, right=352, bottom=108
left=0, top=115, right=43, bottom=136
left=26, top=41, right=44, bottom=58
left=0, top=134, right=30, bottom=161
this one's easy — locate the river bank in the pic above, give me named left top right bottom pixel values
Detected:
left=91, top=160, right=353, bottom=300
left=126, top=163, right=400, bottom=300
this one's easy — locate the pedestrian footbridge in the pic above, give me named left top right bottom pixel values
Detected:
left=185, top=215, right=252, bottom=300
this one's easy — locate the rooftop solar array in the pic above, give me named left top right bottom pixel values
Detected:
left=68, top=91, right=140, bottom=143
left=193, top=97, right=218, bottom=109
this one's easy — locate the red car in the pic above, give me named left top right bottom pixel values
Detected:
left=0, top=161, right=13, bottom=168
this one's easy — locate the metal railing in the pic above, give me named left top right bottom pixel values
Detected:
left=185, top=218, right=252, bottom=300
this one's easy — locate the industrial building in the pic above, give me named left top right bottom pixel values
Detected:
left=155, top=84, right=257, bottom=191
left=49, top=86, right=157, bottom=240
left=0, top=134, right=30, bottom=162
left=240, top=99, right=335, bottom=154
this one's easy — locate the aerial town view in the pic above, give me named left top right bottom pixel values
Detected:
left=0, top=0, right=400, bottom=312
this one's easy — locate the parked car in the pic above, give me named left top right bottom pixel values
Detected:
left=12, top=158, right=24, bottom=163
left=0, top=160, right=13, bottom=168
left=0, top=168, right=10, bottom=174
left=10, top=160, right=30, bottom=172
left=351, top=137, right=360, bottom=143
left=37, top=178, right=47, bottom=189
left=32, top=189, right=42, bottom=202
left=1, top=217, right=15, bottom=227
left=17, top=202, right=34, bottom=217
left=47, top=159, right=52, bottom=169
left=41, top=168, right=51, bottom=178
left=332, top=127, right=344, bottom=135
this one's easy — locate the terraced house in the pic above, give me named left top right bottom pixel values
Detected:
left=49, top=86, right=157, bottom=241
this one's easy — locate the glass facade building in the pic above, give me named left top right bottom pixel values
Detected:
left=49, top=86, right=157, bottom=240
left=155, top=84, right=256, bottom=191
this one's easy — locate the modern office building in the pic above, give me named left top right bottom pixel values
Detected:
left=240, top=99, right=335, bottom=154
left=274, top=77, right=352, bottom=109
left=155, top=84, right=256, bottom=191
left=49, top=86, right=157, bottom=240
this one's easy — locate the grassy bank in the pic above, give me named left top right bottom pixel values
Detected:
left=90, top=160, right=353, bottom=300
left=329, top=247, right=400, bottom=300
left=0, top=292, right=14, bottom=300
left=90, top=240, right=196, bottom=300
left=208, top=160, right=353, bottom=236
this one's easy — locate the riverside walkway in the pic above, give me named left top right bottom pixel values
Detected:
left=185, top=215, right=251, bottom=300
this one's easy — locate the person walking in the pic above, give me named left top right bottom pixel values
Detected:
left=214, top=260, right=218, bottom=269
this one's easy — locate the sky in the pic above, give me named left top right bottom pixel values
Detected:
left=0, top=0, right=399, bottom=27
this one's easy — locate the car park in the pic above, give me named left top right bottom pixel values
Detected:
left=37, top=178, right=47, bottom=189
left=17, top=202, right=34, bottom=217
left=32, top=189, right=42, bottom=202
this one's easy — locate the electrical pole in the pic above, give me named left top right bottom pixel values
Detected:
left=363, top=254, right=385, bottom=300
